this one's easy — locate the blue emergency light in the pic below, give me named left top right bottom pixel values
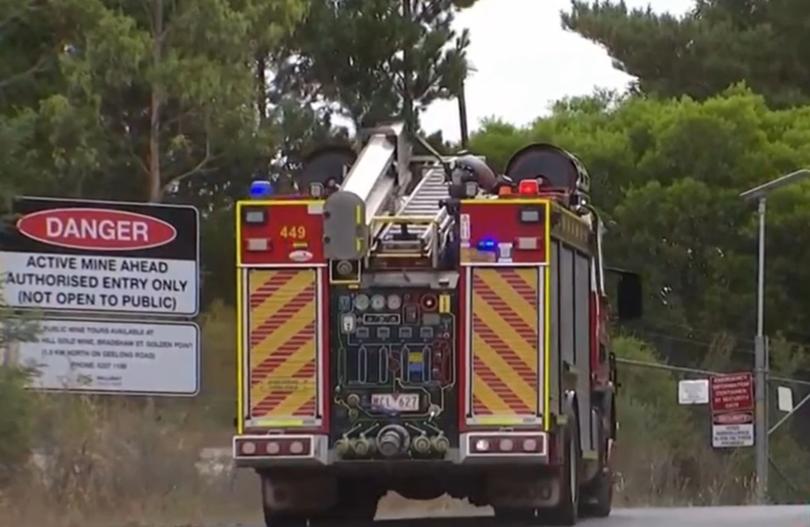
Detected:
left=250, top=180, right=273, bottom=199
left=477, top=238, right=498, bottom=251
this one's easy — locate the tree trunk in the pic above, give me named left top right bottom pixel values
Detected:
left=402, top=0, right=415, bottom=132
left=256, top=51, right=267, bottom=123
left=148, top=0, right=163, bottom=202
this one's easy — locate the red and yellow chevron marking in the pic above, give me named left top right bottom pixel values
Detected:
left=471, top=268, right=539, bottom=417
left=248, top=269, right=318, bottom=422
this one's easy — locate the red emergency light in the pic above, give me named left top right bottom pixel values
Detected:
left=518, top=179, right=539, bottom=195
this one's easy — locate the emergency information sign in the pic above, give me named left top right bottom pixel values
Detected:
left=7, top=318, right=199, bottom=396
left=0, top=197, right=199, bottom=316
left=710, top=372, right=755, bottom=449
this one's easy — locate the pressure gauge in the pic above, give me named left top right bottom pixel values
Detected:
left=371, top=294, right=386, bottom=311
left=387, top=294, right=402, bottom=310
left=354, top=294, right=370, bottom=311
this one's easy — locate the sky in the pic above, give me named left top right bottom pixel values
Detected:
left=420, top=0, right=696, bottom=142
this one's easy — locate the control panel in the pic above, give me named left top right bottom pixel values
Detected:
left=330, top=287, right=458, bottom=458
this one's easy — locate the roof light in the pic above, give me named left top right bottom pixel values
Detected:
left=498, top=186, right=513, bottom=196
left=518, top=179, right=539, bottom=195
left=250, top=180, right=273, bottom=199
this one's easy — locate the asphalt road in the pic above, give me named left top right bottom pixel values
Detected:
left=369, top=505, right=810, bottom=527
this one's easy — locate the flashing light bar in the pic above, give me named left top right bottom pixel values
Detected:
left=250, top=180, right=273, bottom=199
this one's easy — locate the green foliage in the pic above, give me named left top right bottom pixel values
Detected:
left=272, top=0, right=474, bottom=132
left=471, top=88, right=810, bottom=341
left=562, top=0, right=810, bottom=107
left=0, top=0, right=306, bottom=204
left=0, top=367, right=35, bottom=483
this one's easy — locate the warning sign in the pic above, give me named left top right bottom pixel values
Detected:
left=6, top=318, right=199, bottom=396
left=0, top=197, right=198, bottom=316
left=712, top=411, right=754, bottom=448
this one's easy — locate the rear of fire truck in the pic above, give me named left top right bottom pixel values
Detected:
left=232, top=122, right=641, bottom=526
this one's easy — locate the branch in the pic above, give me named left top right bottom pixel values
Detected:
left=0, top=54, right=48, bottom=90
left=0, top=1, right=40, bottom=33
left=161, top=135, right=219, bottom=195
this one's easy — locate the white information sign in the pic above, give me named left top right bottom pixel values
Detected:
left=678, top=379, right=710, bottom=405
left=9, top=318, right=199, bottom=396
left=712, top=423, right=754, bottom=448
left=0, top=252, right=197, bottom=315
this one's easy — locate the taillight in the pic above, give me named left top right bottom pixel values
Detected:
left=468, top=433, right=547, bottom=456
left=235, top=436, right=313, bottom=457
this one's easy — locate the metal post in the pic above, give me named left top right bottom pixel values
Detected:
left=458, top=79, right=469, bottom=149
left=754, top=197, right=769, bottom=504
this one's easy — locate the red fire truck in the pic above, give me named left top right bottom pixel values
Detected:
left=232, top=123, right=641, bottom=526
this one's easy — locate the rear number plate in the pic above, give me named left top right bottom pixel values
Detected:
left=371, top=393, right=420, bottom=412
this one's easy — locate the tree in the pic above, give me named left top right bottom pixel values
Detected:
left=561, top=0, right=810, bottom=108
left=469, top=87, right=810, bottom=343
left=271, top=0, right=474, bottom=134
left=0, top=0, right=306, bottom=204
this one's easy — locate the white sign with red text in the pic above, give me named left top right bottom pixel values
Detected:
left=0, top=198, right=198, bottom=316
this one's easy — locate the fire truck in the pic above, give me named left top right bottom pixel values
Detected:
left=232, top=122, right=642, bottom=526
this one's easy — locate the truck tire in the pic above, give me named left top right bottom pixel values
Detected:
left=580, top=467, right=612, bottom=518
left=544, top=424, right=580, bottom=526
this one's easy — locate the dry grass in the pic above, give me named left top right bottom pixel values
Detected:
left=0, top=395, right=260, bottom=527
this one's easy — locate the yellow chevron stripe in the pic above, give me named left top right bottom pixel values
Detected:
left=249, top=271, right=316, bottom=332
left=472, top=372, right=513, bottom=414
left=475, top=268, right=538, bottom=328
left=248, top=269, right=318, bottom=421
left=472, top=332, right=537, bottom=408
left=249, top=301, right=315, bottom=369
left=271, top=384, right=318, bottom=416
left=472, top=291, right=537, bottom=369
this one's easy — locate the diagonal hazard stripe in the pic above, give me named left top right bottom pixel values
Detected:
left=249, top=303, right=315, bottom=370
left=250, top=324, right=315, bottom=386
left=473, top=357, right=532, bottom=414
left=249, top=286, right=315, bottom=347
left=473, top=394, right=492, bottom=415
left=500, top=269, right=539, bottom=305
left=472, top=293, right=538, bottom=370
left=249, top=271, right=317, bottom=331
left=249, top=271, right=297, bottom=308
left=473, top=363, right=532, bottom=415
left=474, top=268, right=538, bottom=318
left=293, top=398, right=316, bottom=416
left=474, top=284, right=537, bottom=347
left=472, top=334, right=536, bottom=413
left=473, top=314, right=537, bottom=387
left=248, top=269, right=318, bottom=421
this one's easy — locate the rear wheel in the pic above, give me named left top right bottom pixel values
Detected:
left=492, top=424, right=580, bottom=526
left=544, top=425, right=580, bottom=526
left=580, top=467, right=612, bottom=518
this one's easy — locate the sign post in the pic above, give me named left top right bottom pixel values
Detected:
left=710, top=372, right=755, bottom=448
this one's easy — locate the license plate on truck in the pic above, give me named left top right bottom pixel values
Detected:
left=372, top=393, right=420, bottom=412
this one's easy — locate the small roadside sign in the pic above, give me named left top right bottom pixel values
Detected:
left=712, top=411, right=754, bottom=448
left=678, top=379, right=709, bottom=405
left=8, top=317, right=199, bottom=396
left=0, top=197, right=199, bottom=317
left=709, top=372, right=755, bottom=449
